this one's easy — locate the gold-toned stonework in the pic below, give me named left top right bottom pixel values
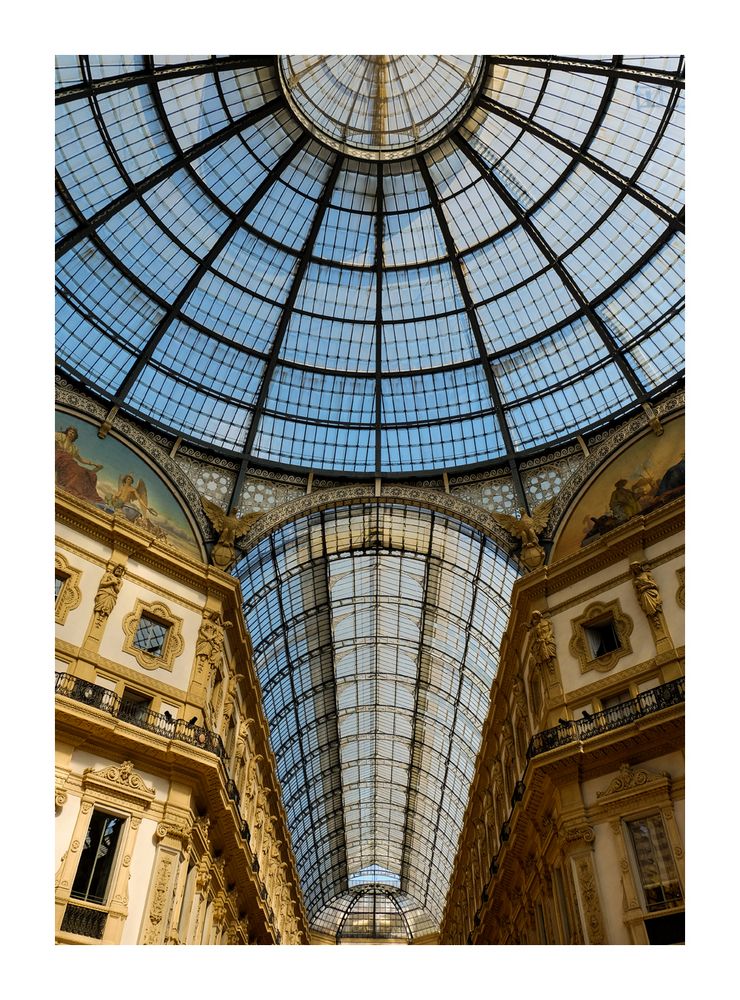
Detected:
left=527, top=610, right=558, bottom=674
left=575, top=855, right=605, bottom=944
left=490, top=497, right=555, bottom=571
left=676, top=567, right=685, bottom=609
left=201, top=497, right=264, bottom=570
left=569, top=600, right=633, bottom=674
left=93, top=562, right=125, bottom=624
left=122, top=598, right=184, bottom=672
left=55, top=552, right=82, bottom=625
left=596, top=762, right=668, bottom=800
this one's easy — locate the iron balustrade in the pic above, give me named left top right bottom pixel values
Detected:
left=526, top=677, right=685, bottom=759
left=55, top=672, right=226, bottom=759
left=59, top=902, right=107, bottom=939
left=56, top=671, right=289, bottom=935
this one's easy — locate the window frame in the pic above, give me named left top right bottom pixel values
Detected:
left=122, top=598, right=184, bottom=671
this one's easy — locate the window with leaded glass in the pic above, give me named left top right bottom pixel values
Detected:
left=70, top=809, right=126, bottom=906
left=132, top=614, right=169, bottom=658
left=626, top=814, right=683, bottom=913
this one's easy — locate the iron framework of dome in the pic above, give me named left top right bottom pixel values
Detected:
left=55, top=54, right=685, bottom=485
left=54, top=54, right=685, bottom=942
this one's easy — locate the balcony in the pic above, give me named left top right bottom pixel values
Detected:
left=527, top=677, right=684, bottom=759
left=55, top=672, right=226, bottom=760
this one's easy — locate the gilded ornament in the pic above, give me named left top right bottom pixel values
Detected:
left=489, top=497, right=555, bottom=570
left=527, top=610, right=557, bottom=673
left=201, top=497, right=264, bottom=570
left=630, top=561, right=663, bottom=621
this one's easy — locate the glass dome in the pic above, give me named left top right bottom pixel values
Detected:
left=278, top=55, right=485, bottom=159
left=55, top=55, right=684, bottom=478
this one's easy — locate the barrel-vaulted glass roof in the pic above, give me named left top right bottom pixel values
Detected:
left=235, top=503, right=519, bottom=937
left=55, top=55, right=684, bottom=479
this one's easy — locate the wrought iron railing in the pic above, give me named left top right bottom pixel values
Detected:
left=55, top=672, right=226, bottom=760
left=527, top=677, right=685, bottom=759
left=59, top=902, right=107, bottom=939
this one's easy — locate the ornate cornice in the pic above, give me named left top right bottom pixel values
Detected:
left=596, top=762, right=670, bottom=801
left=81, top=760, right=156, bottom=808
left=235, top=483, right=516, bottom=554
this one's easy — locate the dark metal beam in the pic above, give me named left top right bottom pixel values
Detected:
left=457, top=132, right=651, bottom=408
left=109, top=132, right=308, bottom=408
left=374, top=161, right=384, bottom=475
left=477, top=93, right=682, bottom=230
left=55, top=55, right=276, bottom=105
left=416, top=154, right=530, bottom=512
left=55, top=96, right=285, bottom=260
left=489, top=55, right=684, bottom=89
left=228, top=152, right=345, bottom=510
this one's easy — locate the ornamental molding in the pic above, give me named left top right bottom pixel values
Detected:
left=547, top=394, right=684, bottom=532
left=575, top=854, right=605, bottom=944
left=81, top=760, right=156, bottom=808
left=569, top=599, right=634, bottom=675
left=235, top=483, right=516, bottom=554
left=676, top=567, right=685, bottom=609
left=122, top=598, right=185, bottom=672
left=55, top=551, right=82, bottom=625
left=596, top=762, right=670, bottom=801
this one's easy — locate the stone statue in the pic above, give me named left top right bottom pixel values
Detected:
left=489, top=497, right=555, bottom=571
left=528, top=610, right=557, bottom=670
left=630, top=561, right=663, bottom=621
left=222, top=675, right=237, bottom=728
left=201, top=497, right=264, bottom=570
left=513, top=674, right=528, bottom=717
left=196, top=609, right=231, bottom=677
left=93, top=563, right=125, bottom=621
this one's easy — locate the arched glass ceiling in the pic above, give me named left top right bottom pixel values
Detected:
left=55, top=55, right=684, bottom=478
left=234, top=503, right=519, bottom=936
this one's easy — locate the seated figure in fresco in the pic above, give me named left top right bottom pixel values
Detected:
left=608, top=479, right=641, bottom=523
left=109, top=473, right=167, bottom=540
left=111, top=474, right=150, bottom=521
left=656, top=454, right=685, bottom=500
left=55, top=426, right=105, bottom=504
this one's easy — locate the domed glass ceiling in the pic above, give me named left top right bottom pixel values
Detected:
left=55, top=55, right=684, bottom=479
left=278, top=55, right=485, bottom=159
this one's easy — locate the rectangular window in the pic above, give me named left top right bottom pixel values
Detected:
left=626, top=814, right=683, bottom=913
left=55, top=573, right=65, bottom=602
left=584, top=618, right=620, bottom=658
left=133, top=614, right=169, bottom=657
left=601, top=689, right=632, bottom=709
left=70, top=809, right=126, bottom=906
left=118, top=687, right=153, bottom=725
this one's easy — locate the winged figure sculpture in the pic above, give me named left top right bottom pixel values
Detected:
left=489, top=497, right=555, bottom=570
left=201, top=497, right=264, bottom=569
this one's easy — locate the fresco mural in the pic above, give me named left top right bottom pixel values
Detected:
left=55, top=412, right=203, bottom=562
left=552, top=416, right=685, bottom=561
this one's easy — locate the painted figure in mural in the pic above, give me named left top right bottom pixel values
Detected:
left=630, top=562, right=663, bottom=621
left=609, top=479, right=641, bottom=523
left=93, top=563, right=125, bottom=620
left=528, top=610, right=557, bottom=670
left=656, top=454, right=685, bottom=500
left=111, top=474, right=155, bottom=520
left=55, top=426, right=105, bottom=504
